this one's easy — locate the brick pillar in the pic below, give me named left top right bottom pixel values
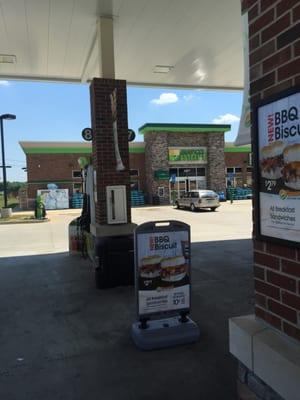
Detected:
left=243, top=0, right=300, bottom=341
left=90, top=78, right=131, bottom=225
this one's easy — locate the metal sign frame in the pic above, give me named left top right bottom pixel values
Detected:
left=134, top=220, right=191, bottom=321
left=253, top=84, right=300, bottom=247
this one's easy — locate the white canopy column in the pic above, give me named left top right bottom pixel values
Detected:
left=97, top=16, right=115, bottom=79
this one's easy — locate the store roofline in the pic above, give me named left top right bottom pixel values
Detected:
left=138, top=123, right=231, bottom=134
left=224, top=146, right=251, bottom=153
left=19, top=141, right=146, bottom=155
left=19, top=140, right=251, bottom=155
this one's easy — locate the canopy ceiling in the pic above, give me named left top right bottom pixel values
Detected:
left=0, top=0, right=243, bottom=89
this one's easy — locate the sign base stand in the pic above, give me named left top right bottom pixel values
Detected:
left=131, top=316, right=200, bottom=351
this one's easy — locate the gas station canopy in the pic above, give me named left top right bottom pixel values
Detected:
left=0, top=0, right=243, bottom=89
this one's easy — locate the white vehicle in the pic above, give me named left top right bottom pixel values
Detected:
left=174, top=190, right=220, bottom=212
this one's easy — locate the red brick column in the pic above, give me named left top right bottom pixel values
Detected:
left=90, top=78, right=131, bottom=225
left=243, top=0, right=300, bottom=341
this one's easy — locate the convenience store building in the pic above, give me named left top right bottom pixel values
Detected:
left=20, top=123, right=252, bottom=208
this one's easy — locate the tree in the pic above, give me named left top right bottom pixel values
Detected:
left=0, top=181, right=25, bottom=196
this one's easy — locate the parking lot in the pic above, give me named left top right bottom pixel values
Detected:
left=0, top=201, right=253, bottom=400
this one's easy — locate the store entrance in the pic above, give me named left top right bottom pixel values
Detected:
left=169, top=167, right=206, bottom=203
left=178, top=177, right=200, bottom=192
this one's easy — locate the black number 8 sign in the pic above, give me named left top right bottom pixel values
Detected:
left=82, top=127, right=93, bottom=141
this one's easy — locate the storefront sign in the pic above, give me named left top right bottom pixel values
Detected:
left=168, top=147, right=207, bottom=164
left=154, top=170, right=169, bottom=180
left=255, top=87, right=300, bottom=244
left=135, top=221, right=191, bottom=318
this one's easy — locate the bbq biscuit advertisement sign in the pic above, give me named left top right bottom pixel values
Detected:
left=136, top=230, right=190, bottom=316
left=257, top=89, right=300, bottom=244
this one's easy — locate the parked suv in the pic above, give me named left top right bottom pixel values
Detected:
left=174, top=190, right=220, bottom=212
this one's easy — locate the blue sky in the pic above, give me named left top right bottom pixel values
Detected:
left=0, top=80, right=242, bottom=181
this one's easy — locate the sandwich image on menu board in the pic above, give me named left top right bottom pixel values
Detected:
left=282, top=144, right=300, bottom=190
left=260, top=140, right=284, bottom=179
left=139, top=255, right=188, bottom=289
left=139, top=256, right=162, bottom=279
left=160, top=256, right=187, bottom=282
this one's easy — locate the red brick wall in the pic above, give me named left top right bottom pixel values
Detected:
left=243, top=0, right=300, bottom=341
left=225, top=152, right=252, bottom=186
left=27, top=153, right=85, bottom=198
left=225, top=152, right=250, bottom=167
left=27, top=153, right=85, bottom=181
left=90, top=78, right=131, bottom=225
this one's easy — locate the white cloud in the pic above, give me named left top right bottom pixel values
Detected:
left=0, top=80, right=10, bottom=86
left=151, top=93, right=178, bottom=105
left=183, top=95, right=194, bottom=102
left=213, top=113, right=240, bottom=124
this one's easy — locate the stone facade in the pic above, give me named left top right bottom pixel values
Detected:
left=207, top=133, right=226, bottom=192
left=144, top=130, right=226, bottom=203
left=145, top=132, right=169, bottom=203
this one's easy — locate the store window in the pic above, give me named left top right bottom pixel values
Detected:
left=227, top=167, right=243, bottom=174
left=73, top=182, right=82, bottom=192
left=169, top=168, right=178, bottom=177
left=168, top=167, right=206, bottom=203
left=169, top=167, right=206, bottom=178
left=130, top=169, right=139, bottom=176
left=130, top=169, right=139, bottom=191
left=178, top=168, right=196, bottom=177
left=72, top=170, right=82, bottom=178
left=196, top=168, right=206, bottom=176
left=189, top=179, right=197, bottom=191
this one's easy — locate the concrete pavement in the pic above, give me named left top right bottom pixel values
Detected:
left=0, top=201, right=253, bottom=399
left=133, top=200, right=252, bottom=242
left=0, top=200, right=252, bottom=257
left=0, top=210, right=81, bottom=257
